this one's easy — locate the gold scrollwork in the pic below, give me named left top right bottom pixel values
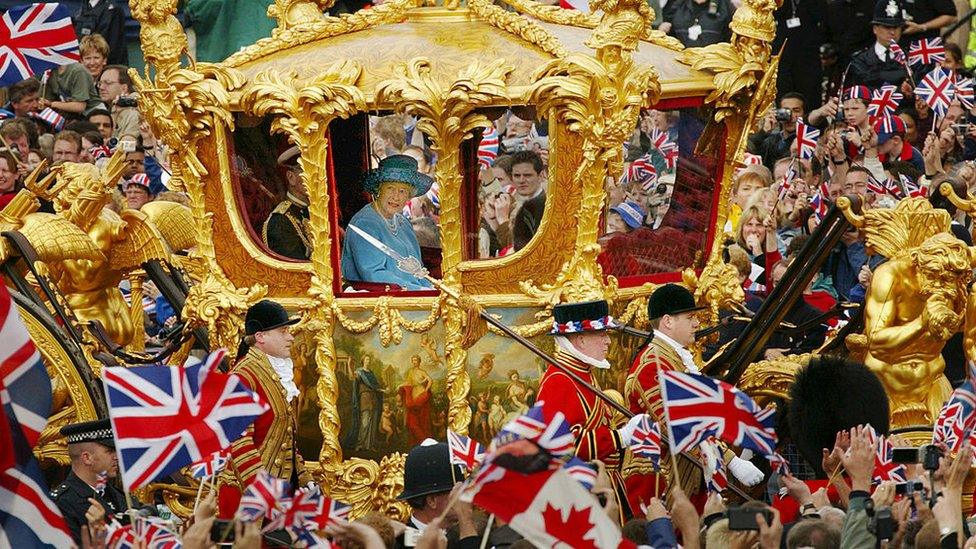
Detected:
left=239, top=62, right=366, bottom=470
left=467, top=0, right=568, bottom=58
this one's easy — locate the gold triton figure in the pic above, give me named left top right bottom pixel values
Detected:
left=844, top=199, right=976, bottom=427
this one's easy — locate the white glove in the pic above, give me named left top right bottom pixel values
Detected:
left=728, top=456, right=764, bottom=486
left=618, top=413, right=649, bottom=443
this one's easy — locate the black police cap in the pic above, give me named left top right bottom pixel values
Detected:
left=60, top=419, right=115, bottom=449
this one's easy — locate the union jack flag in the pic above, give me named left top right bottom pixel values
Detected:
left=810, top=191, right=829, bottom=222
left=888, top=40, right=907, bottom=65
left=903, top=175, right=928, bottom=198
left=701, top=437, right=728, bottom=494
left=909, top=37, right=946, bottom=66
left=562, top=457, right=597, bottom=490
left=478, top=125, right=499, bottom=171
left=866, top=175, right=888, bottom=195
left=956, top=77, right=975, bottom=109
left=868, top=86, right=903, bottom=120
left=659, top=370, right=778, bottom=455
left=767, top=451, right=790, bottom=476
left=0, top=3, right=80, bottom=88
left=778, top=162, right=798, bottom=201
left=102, top=348, right=268, bottom=490
left=933, top=377, right=976, bottom=452
left=628, top=415, right=662, bottom=468
left=105, top=520, right=135, bottom=549
left=313, top=495, right=351, bottom=528
left=133, top=516, right=180, bottom=549
left=237, top=469, right=288, bottom=523
left=265, top=486, right=323, bottom=533
left=650, top=128, right=678, bottom=171
left=190, top=449, right=230, bottom=479
left=29, top=107, right=64, bottom=131
left=493, top=401, right=576, bottom=458
left=94, top=470, right=108, bottom=494
left=624, top=154, right=658, bottom=191
left=873, top=436, right=907, bottom=483
left=916, top=67, right=956, bottom=117
left=447, top=428, right=485, bottom=470
left=0, top=284, right=73, bottom=548
left=795, top=119, right=820, bottom=160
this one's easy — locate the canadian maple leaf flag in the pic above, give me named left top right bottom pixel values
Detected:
left=462, top=464, right=635, bottom=549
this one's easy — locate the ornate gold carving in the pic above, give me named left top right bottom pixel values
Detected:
left=840, top=198, right=972, bottom=427
left=129, top=0, right=263, bottom=353
left=737, top=353, right=808, bottom=407
left=224, top=0, right=420, bottom=68
left=525, top=9, right=659, bottom=303
left=377, top=57, right=512, bottom=433
left=240, top=62, right=366, bottom=470
left=140, top=201, right=196, bottom=252
left=500, top=0, right=600, bottom=28
left=268, top=0, right=330, bottom=32
left=467, top=0, right=568, bottom=58
left=310, top=455, right=410, bottom=521
left=332, top=296, right=444, bottom=347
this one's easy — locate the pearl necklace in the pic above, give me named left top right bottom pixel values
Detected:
left=374, top=203, right=399, bottom=235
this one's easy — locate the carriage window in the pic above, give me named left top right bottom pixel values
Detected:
left=466, top=108, right=550, bottom=260
left=230, top=113, right=443, bottom=294
left=598, top=105, right=721, bottom=284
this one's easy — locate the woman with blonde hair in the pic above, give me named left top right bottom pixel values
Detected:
left=727, top=166, right=772, bottom=231
left=79, top=34, right=109, bottom=80
left=736, top=204, right=783, bottom=292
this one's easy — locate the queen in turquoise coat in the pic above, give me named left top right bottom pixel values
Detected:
left=342, top=155, right=434, bottom=290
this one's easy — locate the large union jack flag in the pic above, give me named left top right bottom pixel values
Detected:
left=0, top=3, right=80, bottom=88
left=650, top=128, right=679, bottom=171
left=447, top=428, right=485, bottom=470
left=868, top=85, right=903, bottom=120
left=916, top=67, right=956, bottom=117
left=102, top=349, right=268, bottom=491
left=795, top=119, right=820, bottom=160
left=659, top=370, right=777, bottom=455
left=493, top=401, right=576, bottom=458
left=0, top=284, right=73, bottom=548
left=909, top=37, right=946, bottom=66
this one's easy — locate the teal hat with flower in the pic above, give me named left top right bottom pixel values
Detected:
left=362, top=154, right=434, bottom=198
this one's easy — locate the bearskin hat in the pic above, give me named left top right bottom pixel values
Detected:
left=788, top=355, right=890, bottom=477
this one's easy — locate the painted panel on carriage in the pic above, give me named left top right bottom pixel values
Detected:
left=293, top=307, right=554, bottom=461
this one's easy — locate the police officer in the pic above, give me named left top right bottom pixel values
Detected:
left=394, top=440, right=478, bottom=549
left=50, top=419, right=130, bottom=543
left=847, top=0, right=912, bottom=89
left=262, top=145, right=312, bottom=260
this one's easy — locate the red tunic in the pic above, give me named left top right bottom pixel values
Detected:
left=537, top=348, right=631, bottom=521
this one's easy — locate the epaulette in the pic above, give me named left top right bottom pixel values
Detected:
left=50, top=483, right=69, bottom=499
left=271, top=200, right=294, bottom=216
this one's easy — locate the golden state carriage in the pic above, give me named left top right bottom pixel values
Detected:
left=8, top=0, right=976, bottom=519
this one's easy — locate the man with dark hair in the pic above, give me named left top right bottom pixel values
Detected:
left=394, top=441, right=479, bottom=549
left=496, top=149, right=546, bottom=251
left=263, top=146, right=312, bottom=260
left=8, top=79, right=40, bottom=118
left=749, top=93, right=805, bottom=169
left=87, top=108, right=114, bottom=141
left=98, top=65, right=140, bottom=144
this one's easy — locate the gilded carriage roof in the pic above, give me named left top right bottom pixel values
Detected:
left=226, top=7, right=713, bottom=102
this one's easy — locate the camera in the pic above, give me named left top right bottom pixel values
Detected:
left=867, top=503, right=895, bottom=541
left=726, top=506, right=773, bottom=531
left=891, top=444, right=943, bottom=470
left=116, top=94, right=138, bottom=108
left=895, top=480, right=924, bottom=496
left=774, top=108, right=793, bottom=123
left=210, top=519, right=236, bottom=543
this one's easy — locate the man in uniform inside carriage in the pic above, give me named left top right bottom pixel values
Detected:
left=537, top=298, right=651, bottom=523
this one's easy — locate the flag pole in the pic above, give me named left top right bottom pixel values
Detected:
left=349, top=225, right=755, bottom=501
left=479, top=514, right=495, bottom=549
left=194, top=476, right=206, bottom=510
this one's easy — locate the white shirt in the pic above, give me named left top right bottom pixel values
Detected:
left=653, top=329, right=700, bottom=373
left=267, top=355, right=299, bottom=402
left=874, top=42, right=890, bottom=62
